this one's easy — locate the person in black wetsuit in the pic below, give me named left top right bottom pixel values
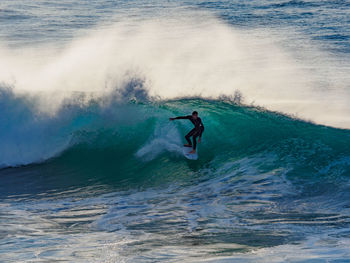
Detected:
left=169, top=111, right=204, bottom=154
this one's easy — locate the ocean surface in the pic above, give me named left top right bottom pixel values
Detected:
left=1, top=0, right=350, bottom=262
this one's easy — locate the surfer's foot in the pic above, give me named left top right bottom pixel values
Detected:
left=184, top=144, right=192, bottom=147
left=189, top=150, right=196, bottom=154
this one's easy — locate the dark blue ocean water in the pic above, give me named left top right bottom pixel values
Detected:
left=1, top=1, right=350, bottom=262
left=1, top=1, right=349, bottom=52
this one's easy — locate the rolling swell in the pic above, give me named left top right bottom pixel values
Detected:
left=1, top=84, right=350, bottom=190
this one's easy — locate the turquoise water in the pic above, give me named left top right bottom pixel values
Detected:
left=1, top=0, right=350, bottom=262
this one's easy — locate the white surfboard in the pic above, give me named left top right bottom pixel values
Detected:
left=183, top=146, right=198, bottom=160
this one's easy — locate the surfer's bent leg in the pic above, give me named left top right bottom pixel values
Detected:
left=192, top=133, right=199, bottom=150
left=185, top=129, right=196, bottom=146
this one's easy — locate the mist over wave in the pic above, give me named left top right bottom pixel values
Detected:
left=0, top=15, right=349, bottom=128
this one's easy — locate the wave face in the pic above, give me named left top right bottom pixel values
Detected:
left=2, top=87, right=350, bottom=195
left=2, top=87, right=350, bottom=173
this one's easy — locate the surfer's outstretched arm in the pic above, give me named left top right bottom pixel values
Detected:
left=169, top=116, right=191, bottom=121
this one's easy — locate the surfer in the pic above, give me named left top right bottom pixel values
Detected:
left=170, top=111, right=204, bottom=154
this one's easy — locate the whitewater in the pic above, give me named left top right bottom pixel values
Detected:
left=1, top=0, right=350, bottom=262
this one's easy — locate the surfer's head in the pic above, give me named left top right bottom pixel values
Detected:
left=192, top=111, right=198, bottom=119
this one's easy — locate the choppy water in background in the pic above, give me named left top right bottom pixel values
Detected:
left=1, top=1, right=350, bottom=262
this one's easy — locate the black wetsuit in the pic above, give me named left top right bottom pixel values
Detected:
left=173, top=116, right=204, bottom=150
